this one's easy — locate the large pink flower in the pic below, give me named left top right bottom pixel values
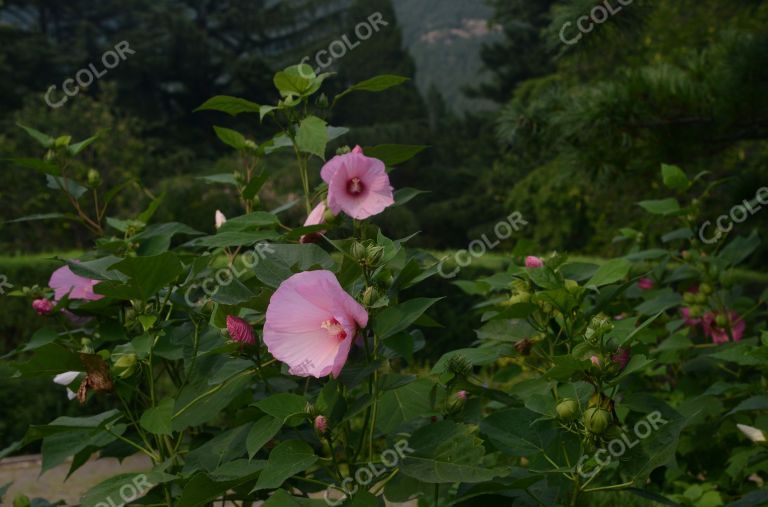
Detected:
left=263, top=270, right=368, bottom=378
left=320, top=146, right=394, bottom=220
left=49, top=265, right=103, bottom=301
left=702, top=311, right=745, bottom=344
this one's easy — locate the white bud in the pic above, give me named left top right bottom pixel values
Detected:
left=215, top=210, right=227, bottom=229
left=738, top=424, right=766, bottom=443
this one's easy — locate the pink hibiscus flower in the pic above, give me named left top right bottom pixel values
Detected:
left=702, top=311, right=745, bottom=344
left=525, top=256, right=544, bottom=268
left=49, top=265, right=103, bottom=302
left=320, top=145, right=394, bottom=220
left=226, top=315, right=256, bottom=345
left=263, top=270, right=368, bottom=378
left=300, top=201, right=329, bottom=244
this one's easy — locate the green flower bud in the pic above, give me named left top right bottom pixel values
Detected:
left=350, top=241, right=367, bottom=262
left=508, top=293, right=531, bottom=305
left=54, top=135, right=72, bottom=148
left=244, top=139, right=258, bottom=151
left=683, top=292, right=697, bottom=303
left=448, top=355, right=473, bottom=377
left=336, top=146, right=352, bottom=155
left=564, top=279, right=580, bottom=293
left=694, top=292, right=707, bottom=304
left=583, top=407, right=611, bottom=434
left=114, top=353, right=137, bottom=379
left=87, top=168, right=101, bottom=187
left=362, top=286, right=379, bottom=307
left=699, top=283, right=713, bottom=295
left=715, top=314, right=728, bottom=327
left=556, top=399, right=579, bottom=420
left=366, top=244, right=385, bottom=267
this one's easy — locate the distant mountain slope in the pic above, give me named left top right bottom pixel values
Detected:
left=392, top=0, right=501, bottom=114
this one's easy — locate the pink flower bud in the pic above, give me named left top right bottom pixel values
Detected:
left=32, top=298, right=54, bottom=315
left=314, top=415, right=328, bottom=433
left=456, top=390, right=468, bottom=400
left=215, top=210, right=227, bottom=229
left=525, top=256, right=544, bottom=268
left=637, top=278, right=654, bottom=290
left=590, top=355, right=601, bottom=367
left=226, top=315, right=256, bottom=345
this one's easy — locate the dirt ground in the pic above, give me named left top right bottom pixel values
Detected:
left=0, top=453, right=152, bottom=505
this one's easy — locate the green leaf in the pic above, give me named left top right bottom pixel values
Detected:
left=172, top=372, right=252, bottom=431
left=17, top=123, right=53, bottom=147
left=98, top=252, right=183, bottom=300
left=638, top=198, right=681, bottom=216
left=198, top=173, right=237, bottom=185
left=6, top=212, right=75, bottom=224
left=217, top=212, right=279, bottom=233
left=242, top=171, right=270, bottom=200
left=363, top=144, right=427, bottom=167
left=247, top=416, right=283, bottom=458
left=251, top=244, right=335, bottom=288
left=46, top=174, right=87, bottom=199
left=373, top=298, right=442, bottom=340
left=252, top=440, right=317, bottom=491
left=400, top=420, right=502, bottom=483
left=527, top=266, right=561, bottom=289
left=661, top=164, right=689, bottom=191
left=68, top=134, right=99, bottom=155
left=393, top=188, right=428, bottom=207
left=213, top=126, right=246, bottom=150
left=79, top=470, right=175, bottom=507
left=586, top=258, right=631, bottom=287
left=140, top=398, right=174, bottom=436
left=335, top=75, right=409, bottom=103
left=21, top=328, right=59, bottom=352
left=295, top=115, right=328, bottom=159
left=480, top=408, right=556, bottom=457
left=254, top=393, right=307, bottom=423
left=195, top=95, right=261, bottom=115
left=274, top=65, right=315, bottom=98
left=6, top=157, right=60, bottom=175
left=375, top=378, right=436, bottom=433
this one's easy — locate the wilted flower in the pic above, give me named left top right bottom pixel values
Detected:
left=637, top=278, right=654, bottom=290
left=53, top=371, right=81, bottom=400
left=263, top=270, right=368, bottom=378
left=514, top=338, right=533, bottom=356
left=525, top=256, right=544, bottom=268
left=300, top=201, right=328, bottom=244
left=215, top=209, right=227, bottom=229
left=702, top=311, right=745, bottom=344
left=49, top=265, right=103, bottom=301
left=737, top=424, right=766, bottom=443
left=314, top=415, right=328, bottom=434
left=32, top=298, right=54, bottom=315
left=320, top=145, right=394, bottom=220
left=610, top=347, right=631, bottom=370
left=226, top=315, right=256, bottom=345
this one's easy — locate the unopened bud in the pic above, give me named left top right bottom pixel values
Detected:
left=32, top=298, right=54, bottom=315
left=556, top=399, right=579, bottom=420
left=314, top=415, right=328, bottom=434
left=87, top=168, right=101, bottom=187
left=350, top=241, right=367, bottom=262
left=448, top=355, right=473, bottom=377
left=583, top=407, right=611, bottom=434
left=54, top=135, right=72, bottom=148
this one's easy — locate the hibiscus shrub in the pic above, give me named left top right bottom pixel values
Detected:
left=2, top=67, right=766, bottom=507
